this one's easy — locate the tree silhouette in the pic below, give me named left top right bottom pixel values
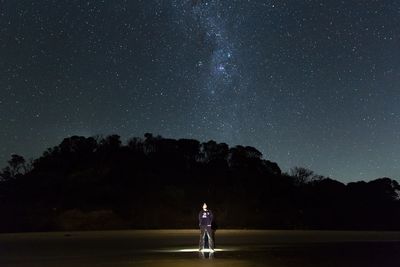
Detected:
left=289, top=166, right=315, bottom=186
left=0, top=166, right=12, bottom=181
left=0, top=133, right=399, bottom=232
left=9, top=154, right=27, bottom=176
left=0, top=154, right=27, bottom=180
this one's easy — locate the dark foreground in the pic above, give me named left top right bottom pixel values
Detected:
left=1, top=230, right=400, bottom=267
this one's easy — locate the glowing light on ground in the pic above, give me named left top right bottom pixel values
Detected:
left=149, top=247, right=237, bottom=253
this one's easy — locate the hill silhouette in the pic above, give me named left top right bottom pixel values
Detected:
left=0, top=133, right=399, bottom=232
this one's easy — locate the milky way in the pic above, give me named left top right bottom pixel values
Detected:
left=171, top=0, right=247, bottom=143
left=1, top=0, right=400, bottom=182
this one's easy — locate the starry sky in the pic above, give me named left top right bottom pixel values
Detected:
left=1, top=0, right=399, bottom=182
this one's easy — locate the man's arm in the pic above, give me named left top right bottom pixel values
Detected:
left=198, top=211, right=202, bottom=226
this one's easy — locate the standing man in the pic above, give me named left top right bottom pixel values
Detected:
left=199, top=203, right=214, bottom=251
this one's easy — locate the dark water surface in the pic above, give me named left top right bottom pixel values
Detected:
left=1, top=230, right=400, bottom=266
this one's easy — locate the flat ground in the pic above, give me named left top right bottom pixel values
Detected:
left=1, top=230, right=400, bottom=267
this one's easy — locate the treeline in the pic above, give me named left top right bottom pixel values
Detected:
left=0, top=133, right=399, bottom=232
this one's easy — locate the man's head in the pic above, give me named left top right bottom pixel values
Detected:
left=202, top=203, right=207, bottom=210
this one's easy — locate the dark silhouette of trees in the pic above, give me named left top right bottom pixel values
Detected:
left=0, top=154, right=28, bottom=181
left=289, top=167, right=316, bottom=186
left=8, top=154, right=27, bottom=176
left=0, top=133, right=399, bottom=232
left=0, top=166, right=12, bottom=181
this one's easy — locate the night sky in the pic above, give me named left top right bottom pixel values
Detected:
left=1, top=0, right=399, bottom=182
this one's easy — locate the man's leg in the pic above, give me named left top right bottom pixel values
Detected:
left=198, top=250, right=205, bottom=259
left=206, top=227, right=214, bottom=250
left=199, top=227, right=206, bottom=250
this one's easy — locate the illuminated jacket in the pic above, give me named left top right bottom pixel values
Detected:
left=199, top=209, right=213, bottom=227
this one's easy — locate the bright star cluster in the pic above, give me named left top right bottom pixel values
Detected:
left=1, top=0, right=400, bottom=182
